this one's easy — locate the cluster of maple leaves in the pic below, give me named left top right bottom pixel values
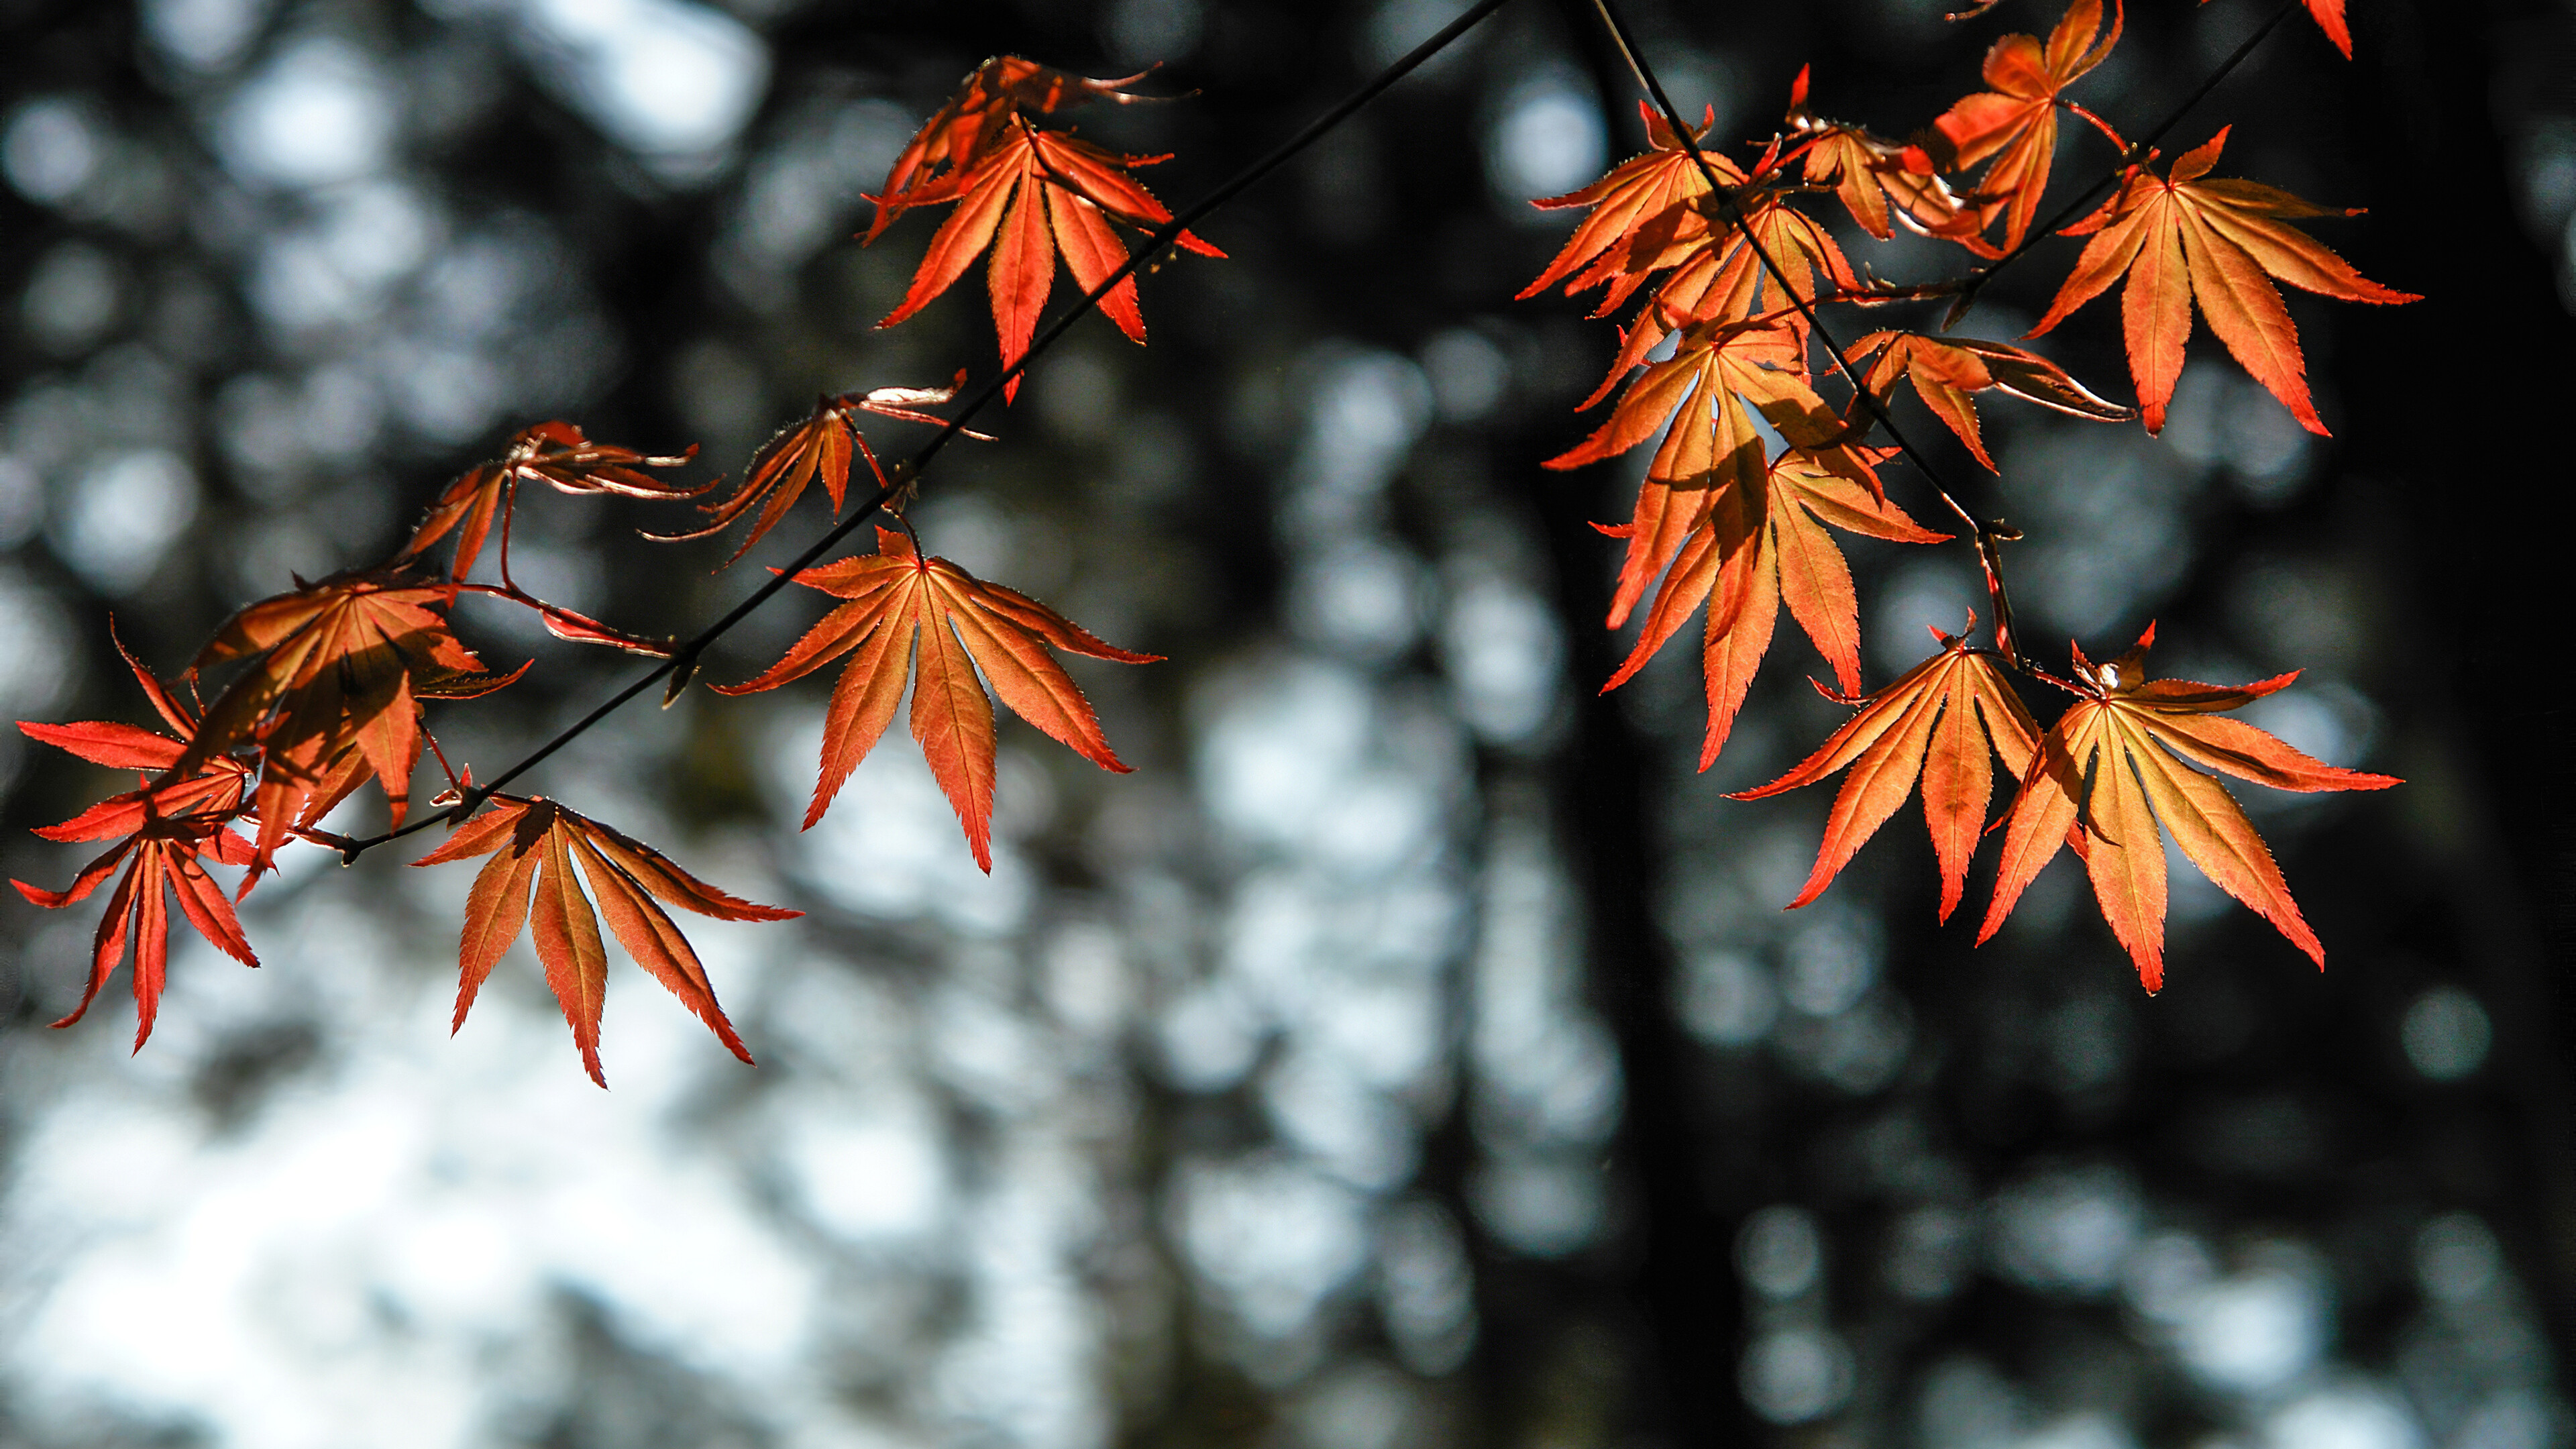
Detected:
left=1517, top=0, right=2403, bottom=990
left=15, top=0, right=2406, bottom=1082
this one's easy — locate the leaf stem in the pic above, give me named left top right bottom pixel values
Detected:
left=328, top=0, right=1520, bottom=863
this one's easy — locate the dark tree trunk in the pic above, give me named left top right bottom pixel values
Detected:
left=2333, top=0, right=2576, bottom=1379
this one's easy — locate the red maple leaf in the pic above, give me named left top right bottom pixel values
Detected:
left=872, top=111, right=1223, bottom=399
left=1927, top=0, right=2124, bottom=258
left=22, top=625, right=250, bottom=848
left=1521, top=102, right=1730, bottom=315
left=2300, top=0, right=2352, bottom=58
left=411, top=795, right=798, bottom=1087
left=185, top=564, right=521, bottom=874
left=1843, top=331, right=2132, bottom=470
left=15, top=630, right=259, bottom=1050
left=400, top=420, right=706, bottom=586
left=716, top=526, right=1159, bottom=869
left=2026, top=127, right=2418, bottom=435
left=1603, top=448, right=1949, bottom=767
left=17, top=818, right=258, bottom=1051
left=658, top=378, right=985, bottom=562
left=1731, top=623, right=2039, bottom=920
left=1979, top=625, right=2399, bottom=989
left=1785, top=66, right=1976, bottom=243
left=1548, top=316, right=1879, bottom=630
left=865, top=57, right=1161, bottom=244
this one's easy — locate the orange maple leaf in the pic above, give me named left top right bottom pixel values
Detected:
left=1521, top=101, right=1727, bottom=313
left=1601, top=186, right=1857, bottom=390
left=1549, top=317, right=1876, bottom=629
left=1844, top=331, right=2132, bottom=470
left=872, top=114, right=1223, bottom=400
left=2298, top=0, right=2352, bottom=58
left=15, top=816, right=257, bottom=1051
left=1786, top=67, right=1974, bottom=243
left=1731, top=625, right=2039, bottom=921
left=1929, top=0, right=2123, bottom=258
left=715, top=526, right=1159, bottom=869
left=184, top=564, right=521, bottom=874
left=21, top=625, right=250, bottom=847
left=14, top=631, right=260, bottom=1050
left=410, top=795, right=798, bottom=1087
left=1523, top=102, right=1856, bottom=400
left=658, top=378, right=985, bottom=562
left=2026, top=127, right=2418, bottom=435
left=400, top=420, right=705, bottom=586
left=1603, top=448, right=1949, bottom=767
left=1978, top=625, right=2399, bottom=989
left=864, top=57, right=1160, bottom=245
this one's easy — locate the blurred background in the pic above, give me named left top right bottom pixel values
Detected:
left=1, top=0, right=2571, bottom=1445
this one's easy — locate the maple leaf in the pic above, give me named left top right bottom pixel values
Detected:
left=1786, top=67, right=1975, bottom=242
left=1521, top=101, right=1727, bottom=311
left=15, top=626, right=260, bottom=1052
left=411, top=796, right=797, bottom=1087
left=2027, top=127, right=2418, bottom=435
left=1521, top=100, right=1853, bottom=391
left=1549, top=317, right=1877, bottom=629
left=184, top=564, right=521, bottom=874
left=1978, top=625, right=2399, bottom=989
left=872, top=114, right=1223, bottom=400
left=1731, top=623, right=2039, bottom=920
left=1604, top=185, right=1858, bottom=383
left=1928, top=0, right=2123, bottom=258
left=715, top=526, right=1159, bottom=869
left=1845, top=330, right=2132, bottom=469
left=2296, top=0, right=2352, bottom=58
left=21, top=625, right=251, bottom=847
left=15, top=815, right=257, bottom=1051
left=400, top=420, right=706, bottom=586
left=658, top=378, right=987, bottom=563
left=1602, top=447, right=1949, bottom=767
left=864, top=57, right=1159, bottom=245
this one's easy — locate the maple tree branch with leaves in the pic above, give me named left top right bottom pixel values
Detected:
left=10, top=0, right=2415, bottom=1084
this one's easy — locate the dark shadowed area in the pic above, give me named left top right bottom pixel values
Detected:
left=0, top=0, right=2570, bottom=1446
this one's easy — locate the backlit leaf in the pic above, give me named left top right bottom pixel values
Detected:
left=1786, top=67, right=1976, bottom=242
left=411, top=796, right=798, bottom=1087
left=1733, top=625, right=2039, bottom=920
left=2027, top=127, right=2418, bottom=434
left=715, top=527, right=1159, bottom=869
left=660, top=378, right=983, bottom=562
left=185, top=564, right=515, bottom=875
left=1845, top=331, right=2132, bottom=469
left=1978, top=625, right=2398, bottom=989
left=14, top=818, right=256, bottom=1052
left=400, top=420, right=704, bottom=584
left=864, top=56, right=1161, bottom=244
left=1550, top=317, right=1874, bottom=629
left=1601, top=447, right=1948, bottom=767
left=1927, top=0, right=2124, bottom=257
left=871, top=107, right=1222, bottom=399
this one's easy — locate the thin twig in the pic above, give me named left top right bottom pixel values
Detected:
left=329, top=0, right=1519, bottom=863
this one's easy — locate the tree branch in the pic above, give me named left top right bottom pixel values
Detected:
left=329, top=0, right=1520, bottom=863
